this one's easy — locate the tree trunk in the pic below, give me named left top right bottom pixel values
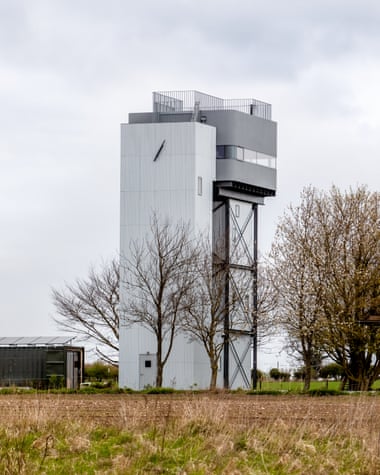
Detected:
left=359, top=378, right=370, bottom=392
left=156, top=360, right=163, bottom=387
left=303, top=365, right=311, bottom=392
left=347, top=352, right=371, bottom=391
left=209, top=362, right=218, bottom=390
left=156, top=337, right=163, bottom=387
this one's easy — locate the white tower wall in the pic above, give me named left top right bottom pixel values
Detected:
left=119, top=121, right=216, bottom=389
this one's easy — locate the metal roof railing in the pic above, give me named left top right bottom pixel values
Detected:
left=153, top=90, right=272, bottom=120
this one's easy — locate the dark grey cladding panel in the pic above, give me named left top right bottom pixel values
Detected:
left=216, top=159, right=276, bottom=193
left=128, top=112, right=154, bottom=123
left=157, top=112, right=193, bottom=122
left=202, top=110, right=277, bottom=157
left=129, top=112, right=193, bottom=124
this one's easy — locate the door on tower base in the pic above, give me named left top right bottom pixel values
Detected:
left=139, top=354, right=157, bottom=389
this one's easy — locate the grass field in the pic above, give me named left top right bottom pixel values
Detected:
left=1, top=392, right=380, bottom=474
left=254, top=378, right=380, bottom=392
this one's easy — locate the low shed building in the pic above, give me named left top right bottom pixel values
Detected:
left=0, top=337, right=84, bottom=389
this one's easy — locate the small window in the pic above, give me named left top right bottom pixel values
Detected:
left=244, top=148, right=256, bottom=163
left=216, top=145, right=225, bottom=159
left=236, top=146, right=244, bottom=161
left=225, top=145, right=236, bottom=159
left=235, top=204, right=240, bottom=218
left=197, top=176, right=203, bottom=196
left=145, top=360, right=152, bottom=368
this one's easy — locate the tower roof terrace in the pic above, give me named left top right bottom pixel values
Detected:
left=153, top=90, right=272, bottom=121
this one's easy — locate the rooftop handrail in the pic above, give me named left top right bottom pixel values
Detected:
left=153, top=90, right=272, bottom=120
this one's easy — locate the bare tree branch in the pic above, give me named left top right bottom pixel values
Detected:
left=52, top=258, right=119, bottom=365
left=181, top=238, right=277, bottom=389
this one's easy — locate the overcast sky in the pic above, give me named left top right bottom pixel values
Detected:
left=1, top=0, right=379, bottom=370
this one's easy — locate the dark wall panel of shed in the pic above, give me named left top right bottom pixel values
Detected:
left=0, top=347, right=46, bottom=386
left=0, top=346, right=83, bottom=388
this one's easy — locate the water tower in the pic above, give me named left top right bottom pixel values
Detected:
left=119, top=91, right=277, bottom=389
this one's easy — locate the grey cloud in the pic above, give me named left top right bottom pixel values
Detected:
left=3, top=0, right=380, bottom=92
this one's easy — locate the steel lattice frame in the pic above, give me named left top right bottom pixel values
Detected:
left=213, top=197, right=259, bottom=390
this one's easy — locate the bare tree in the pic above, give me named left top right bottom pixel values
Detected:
left=314, top=186, right=380, bottom=390
left=269, top=187, right=324, bottom=390
left=270, top=185, right=380, bottom=391
left=52, top=258, right=119, bottom=365
left=180, top=239, right=232, bottom=390
left=124, top=216, right=198, bottom=387
left=182, top=239, right=277, bottom=390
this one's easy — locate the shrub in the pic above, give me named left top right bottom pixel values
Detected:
left=269, top=368, right=281, bottom=380
left=319, top=363, right=344, bottom=380
left=269, top=368, right=290, bottom=382
left=143, top=387, right=176, bottom=394
left=85, top=361, right=118, bottom=381
left=48, top=374, right=64, bottom=389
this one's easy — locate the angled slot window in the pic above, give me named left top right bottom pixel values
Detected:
left=197, top=176, right=203, bottom=196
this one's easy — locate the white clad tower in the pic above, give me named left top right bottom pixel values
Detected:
left=119, top=91, right=277, bottom=389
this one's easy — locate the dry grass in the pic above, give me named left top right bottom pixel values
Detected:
left=0, top=393, right=379, bottom=473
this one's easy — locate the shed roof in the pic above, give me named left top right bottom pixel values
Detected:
left=0, top=336, right=75, bottom=346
